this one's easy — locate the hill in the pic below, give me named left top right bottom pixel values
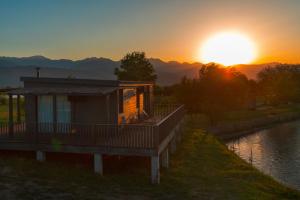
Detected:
left=0, top=56, right=201, bottom=87
left=0, top=55, right=292, bottom=87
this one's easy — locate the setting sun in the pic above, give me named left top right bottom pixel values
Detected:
left=200, top=32, right=257, bottom=66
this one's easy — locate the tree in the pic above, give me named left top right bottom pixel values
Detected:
left=175, top=63, right=254, bottom=124
left=257, top=65, right=300, bottom=105
left=115, top=52, right=157, bottom=82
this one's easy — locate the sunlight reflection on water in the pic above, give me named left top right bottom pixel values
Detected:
left=227, top=121, right=300, bottom=190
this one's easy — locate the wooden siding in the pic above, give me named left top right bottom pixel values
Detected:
left=21, top=78, right=152, bottom=126
left=139, top=93, right=144, bottom=115
left=119, top=89, right=138, bottom=124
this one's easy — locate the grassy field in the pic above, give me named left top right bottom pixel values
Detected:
left=0, top=101, right=25, bottom=123
left=222, top=103, right=300, bottom=123
left=0, top=103, right=9, bottom=123
left=0, top=118, right=299, bottom=200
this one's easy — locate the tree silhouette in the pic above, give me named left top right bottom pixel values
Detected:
left=175, top=63, right=255, bottom=124
left=115, top=52, right=157, bottom=82
left=258, top=65, right=300, bottom=105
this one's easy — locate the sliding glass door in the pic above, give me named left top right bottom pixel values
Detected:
left=57, top=96, right=71, bottom=133
left=38, top=95, right=71, bottom=133
left=38, top=95, right=53, bottom=132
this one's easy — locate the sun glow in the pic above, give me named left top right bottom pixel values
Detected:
left=200, top=31, right=257, bottom=66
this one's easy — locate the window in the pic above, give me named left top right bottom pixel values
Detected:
left=38, top=95, right=53, bottom=133
left=57, top=95, right=71, bottom=124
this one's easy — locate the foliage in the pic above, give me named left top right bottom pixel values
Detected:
left=257, top=65, right=300, bottom=105
left=115, top=51, right=157, bottom=82
left=175, top=63, right=255, bottom=124
left=0, top=97, right=25, bottom=123
left=0, top=93, right=7, bottom=105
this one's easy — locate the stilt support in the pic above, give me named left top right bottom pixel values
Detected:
left=151, top=155, right=160, bottom=184
left=94, top=153, right=103, bottom=175
left=170, top=138, right=177, bottom=154
left=8, top=94, right=13, bottom=136
left=161, top=148, right=169, bottom=169
left=36, top=151, right=46, bottom=162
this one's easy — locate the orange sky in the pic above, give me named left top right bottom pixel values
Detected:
left=1, top=0, right=300, bottom=64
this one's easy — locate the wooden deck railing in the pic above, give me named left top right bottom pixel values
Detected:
left=0, top=105, right=185, bottom=150
left=155, top=105, right=186, bottom=144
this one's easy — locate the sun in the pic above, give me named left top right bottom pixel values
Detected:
left=200, top=31, right=257, bottom=66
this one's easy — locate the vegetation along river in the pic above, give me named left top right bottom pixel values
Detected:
left=227, top=120, right=300, bottom=190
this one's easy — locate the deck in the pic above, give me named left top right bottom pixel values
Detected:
left=0, top=105, right=185, bottom=156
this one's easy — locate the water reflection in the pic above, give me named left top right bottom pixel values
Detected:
left=227, top=121, right=300, bottom=190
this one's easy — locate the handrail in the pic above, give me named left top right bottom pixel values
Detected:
left=156, top=105, right=185, bottom=126
left=0, top=104, right=185, bottom=150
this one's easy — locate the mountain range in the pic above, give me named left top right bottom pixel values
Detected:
left=0, top=55, right=282, bottom=88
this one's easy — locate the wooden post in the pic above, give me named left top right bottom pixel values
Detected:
left=35, top=95, right=39, bottom=143
left=53, top=95, right=57, bottom=133
left=106, top=95, right=110, bottom=122
left=8, top=94, right=13, bottom=137
left=161, top=148, right=169, bottom=169
left=153, top=125, right=160, bottom=148
left=144, top=86, right=150, bottom=115
left=94, top=153, right=103, bottom=175
left=151, top=155, right=160, bottom=184
left=36, top=150, right=46, bottom=161
left=176, top=124, right=181, bottom=143
left=170, top=136, right=177, bottom=154
left=136, top=88, right=140, bottom=119
left=16, top=95, right=21, bottom=123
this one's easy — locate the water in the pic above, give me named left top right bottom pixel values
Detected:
left=227, top=120, right=300, bottom=190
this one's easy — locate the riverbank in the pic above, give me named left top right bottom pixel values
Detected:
left=0, top=118, right=299, bottom=199
left=209, top=104, right=300, bottom=140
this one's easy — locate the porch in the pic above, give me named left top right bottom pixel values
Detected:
left=0, top=104, right=186, bottom=183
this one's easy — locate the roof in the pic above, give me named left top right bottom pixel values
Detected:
left=8, top=87, right=118, bottom=96
left=9, top=77, right=153, bottom=96
left=0, top=88, right=19, bottom=93
left=20, top=77, right=153, bottom=87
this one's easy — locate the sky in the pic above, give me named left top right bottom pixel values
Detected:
left=1, top=0, right=300, bottom=64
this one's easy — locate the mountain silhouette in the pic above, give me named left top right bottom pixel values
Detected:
left=0, top=55, right=286, bottom=88
left=0, top=56, right=201, bottom=87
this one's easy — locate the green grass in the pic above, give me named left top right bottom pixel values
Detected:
left=0, top=118, right=299, bottom=199
left=220, top=103, right=300, bottom=123
left=0, top=103, right=9, bottom=123
left=0, top=101, right=25, bottom=123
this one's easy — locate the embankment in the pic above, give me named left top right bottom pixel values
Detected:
left=209, top=112, right=300, bottom=140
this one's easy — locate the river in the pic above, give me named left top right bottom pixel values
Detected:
left=226, top=120, right=300, bottom=190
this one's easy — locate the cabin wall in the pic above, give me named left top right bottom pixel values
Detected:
left=72, top=96, right=106, bottom=124
left=119, top=88, right=138, bottom=123
left=118, top=88, right=147, bottom=124
left=24, top=94, right=37, bottom=132
left=143, top=85, right=154, bottom=116
left=71, top=93, right=118, bottom=124
left=24, top=93, right=119, bottom=130
left=22, top=79, right=152, bottom=126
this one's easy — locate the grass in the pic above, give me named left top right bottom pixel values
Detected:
left=0, top=101, right=25, bottom=123
left=0, top=117, right=299, bottom=199
left=222, top=103, right=300, bottom=122
left=0, top=103, right=9, bottom=123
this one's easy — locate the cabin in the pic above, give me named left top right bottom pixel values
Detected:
left=0, top=77, right=185, bottom=184
left=16, top=77, right=154, bottom=130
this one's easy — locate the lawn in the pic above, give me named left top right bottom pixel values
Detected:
left=0, top=100, right=25, bottom=123
left=0, top=103, right=9, bottom=123
left=0, top=117, right=299, bottom=199
left=218, top=103, right=300, bottom=123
